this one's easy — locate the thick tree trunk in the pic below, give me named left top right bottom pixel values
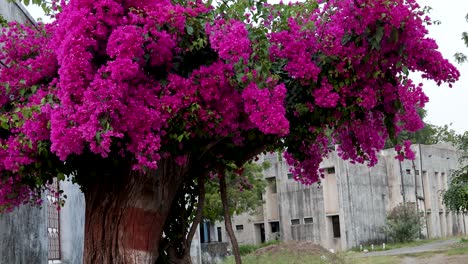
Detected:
left=81, top=158, right=188, bottom=264
left=220, top=174, right=242, bottom=264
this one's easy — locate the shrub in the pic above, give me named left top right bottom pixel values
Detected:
left=382, top=203, right=422, bottom=243
left=239, top=244, right=260, bottom=256
left=238, top=240, right=280, bottom=256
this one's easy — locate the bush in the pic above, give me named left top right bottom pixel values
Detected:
left=239, top=244, right=260, bottom=256
left=238, top=240, right=280, bottom=256
left=382, top=203, right=422, bottom=243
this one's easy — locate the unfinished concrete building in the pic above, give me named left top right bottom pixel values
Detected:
left=211, top=144, right=468, bottom=251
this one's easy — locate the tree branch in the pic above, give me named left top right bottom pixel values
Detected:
left=186, top=173, right=206, bottom=246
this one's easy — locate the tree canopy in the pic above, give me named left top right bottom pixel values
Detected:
left=0, top=0, right=459, bottom=212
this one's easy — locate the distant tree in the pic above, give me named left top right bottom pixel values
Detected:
left=443, top=132, right=468, bottom=212
left=386, top=108, right=458, bottom=148
left=203, top=162, right=267, bottom=223
left=454, top=14, right=468, bottom=63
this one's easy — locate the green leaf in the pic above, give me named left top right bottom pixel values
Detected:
left=391, top=27, right=399, bottom=43
left=1, top=120, right=8, bottom=130
left=177, top=134, right=184, bottom=142
left=402, top=66, right=409, bottom=76
left=341, top=32, right=353, bottom=45
left=57, top=172, right=65, bottom=181
left=396, top=61, right=402, bottom=69
left=186, top=25, right=194, bottom=36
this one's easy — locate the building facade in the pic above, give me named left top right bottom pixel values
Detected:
left=213, top=144, right=468, bottom=251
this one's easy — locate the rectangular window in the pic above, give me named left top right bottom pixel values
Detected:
left=287, top=173, right=293, bottom=179
left=327, top=167, right=335, bottom=174
left=415, top=170, right=420, bottom=175
left=47, top=179, right=61, bottom=260
left=270, top=222, right=280, bottom=234
left=217, top=227, right=222, bottom=242
left=304, top=217, right=313, bottom=224
left=406, top=169, right=411, bottom=175
left=268, top=178, right=277, bottom=194
left=235, top=225, right=244, bottom=231
left=331, top=215, right=341, bottom=238
left=291, top=219, right=300, bottom=225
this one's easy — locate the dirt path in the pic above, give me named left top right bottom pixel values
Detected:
left=363, top=239, right=458, bottom=257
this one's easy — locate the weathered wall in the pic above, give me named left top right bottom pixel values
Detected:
left=201, top=242, right=228, bottom=264
left=190, top=225, right=202, bottom=264
left=60, top=180, right=85, bottom=264
left=278, top=175, right=326, bottom=245
left=0, top=197, right=48, bottom=264
left=0, top=0, right=35, bottom=24
left=332, top=152, right=388, bottom=250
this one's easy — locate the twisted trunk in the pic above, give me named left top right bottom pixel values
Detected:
left=220, top=173, right=242, bottom=264
left=157, top=174, right=207, bottom=264
left=82, top=158, right=188, bottom=264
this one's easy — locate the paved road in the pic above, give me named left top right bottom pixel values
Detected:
left=362, top=239, right=459, bottom=257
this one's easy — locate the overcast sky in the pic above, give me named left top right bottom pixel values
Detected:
left=417, top=0, right=468, bottom=134
left=25, top=0, right=468, bottom=133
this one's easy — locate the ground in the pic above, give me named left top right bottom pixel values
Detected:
left=222, top=237, right=468, bottom=264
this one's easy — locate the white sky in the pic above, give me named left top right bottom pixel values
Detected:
left=25, top=0, right=468, bottom=133
left=417, top=0, right=468, bottom=134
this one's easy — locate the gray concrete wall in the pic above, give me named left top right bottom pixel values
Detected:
left=190, top=225, right=202, bottom=264
left=333, top=153, right=389, bottom=249
left=0, top=181, right=86, bottom=264
left=278, top=174, right=326, bottom=245
left=0, top=0, right=35, bottom=25
left=0, top=196, right=48, bottom=264
left=201, top=242, right=228, bottom=264
left=60, top=180, right=85, bottom=264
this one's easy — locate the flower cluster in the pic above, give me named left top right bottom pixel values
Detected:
left=0, top=0, right=459, bottom=210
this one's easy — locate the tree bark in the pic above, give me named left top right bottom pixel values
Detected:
left=220, top=173, right=242, bottom=264
left=81, top=158, right=189, bottom=264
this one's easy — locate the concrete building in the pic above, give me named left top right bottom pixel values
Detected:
left=0, top=178, right=85, bottom=264
left=213, top=144, right=468, bottom=251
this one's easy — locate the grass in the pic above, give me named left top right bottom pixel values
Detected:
left=346, top=255, right=401, bottom=264
left=239, top=240, right=280, bottom=256
left=223, top=251, right=336, bottom=264
left=351, top=236, right=457, bottom=252
left=223, top=241, right=344, bottom=264
left=223, top=237, right=468, bottom=264
left=445, top=239, right=468, bottom=256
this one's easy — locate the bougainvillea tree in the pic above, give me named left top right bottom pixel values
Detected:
left=0, top=0, right=459, bottom=262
